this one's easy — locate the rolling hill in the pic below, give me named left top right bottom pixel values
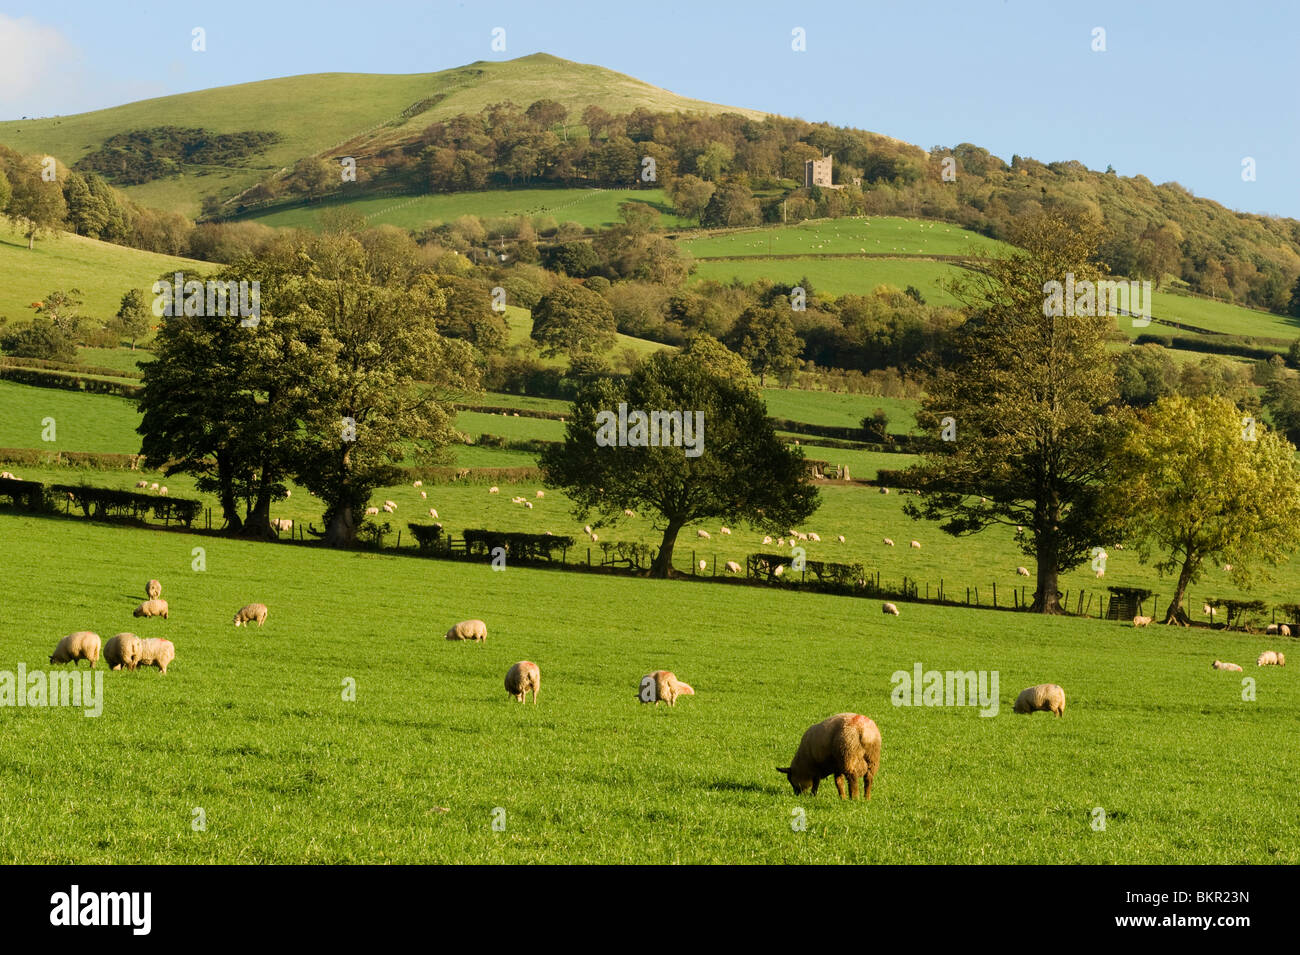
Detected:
left=0, top=54, right=765, bottom=219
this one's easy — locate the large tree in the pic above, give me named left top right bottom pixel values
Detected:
left=286, top=233, right=480, bottom=546
left=541, top=342, right=818, bottom=577
left=530, top=283, right=616, bottom=359
left=902, top=208, right=1126, bottom=613
left=113, top=288, right=152, bottom=350
left=4, top=156, right=67, bottom=248
left=1106, top=394, right=1300, bottom=623
left=726, top=303, right=802, bottom=386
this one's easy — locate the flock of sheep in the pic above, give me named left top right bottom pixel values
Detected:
left=45, top=578, right=269, bottom=676
left=1131, top=613, right=1288, bottom=669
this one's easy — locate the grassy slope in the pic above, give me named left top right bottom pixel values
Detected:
left=0, top=224, right=210, bottom=321
left=240, top=187, right=693, bottom=232
left=690, top=257, right=969, bottom=306
left=678, top=217, right=1008, bottom=259
left=0, top=513, right=1293, bottom=863
left=0, top=54, right=763, bottom=219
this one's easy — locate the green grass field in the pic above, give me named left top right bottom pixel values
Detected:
left=763, top=389, right=920, bottom=432
left=0, top=512, right=1294, bottom=863
left=0, top=224, right=209, bottom=322
left=689, top=256, right=969, bottom=306
left=678, top=217, right=1008, bottom=260
left=1143, top=291, right=1300, bottom=342
left=240, top=187, right=694, bottom=232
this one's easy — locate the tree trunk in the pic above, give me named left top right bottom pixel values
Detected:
left=241, top=476, right=277, bottom=541
left=215, top=454, right=243, bottom=534
left=1163, top=559, right=1196, bottom=625
left=324, top=505, right=357, bottom=547
left=650, top=518, right=685, bottom=578
left=1030, top=521, right=1064, bottom=613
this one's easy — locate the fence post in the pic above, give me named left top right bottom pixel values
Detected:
left=975, top=587, right=979, bottom=606
left=587, top=547, right=591, bottom=567
left=396, top=530, right=402, bottom=550
left=966, top=587, right=970, bottom=605
left=992, top=583, right=997, bottom=607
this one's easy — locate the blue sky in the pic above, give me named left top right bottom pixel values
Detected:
left=2, top=0, right=1296, bottom=217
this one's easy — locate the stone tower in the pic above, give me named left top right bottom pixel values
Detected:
left=804, top=154, right=841, bottom=189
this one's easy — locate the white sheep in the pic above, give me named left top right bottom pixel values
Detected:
left=1132, top=615, right=1152, bottom=627
left=382, top=503, right=395, bottom=513
left=50, top=631, right=100, bottom=667
left=428, top=508, right=438, bottom=518
left=159, top=486, right=168, bottom=496
left=1266, top=623, right=1279, bottom=634
left=384, top=500, right=396, bottom=509
left=883, top=538, right=895, bottom=547
left=882, top=602, right=900, bottom=616
left=584, top=525, right=592, bottom=534
left=697, top=529, right=711, bottom=539
left=1016, top=567, right=1030, bottom=577
left=146, top=579, right=162, bottom=600
left=1014, top=684, right=1066, bottom=716
left=104, top=632, right=143, bottom=671
left=413, top=480, right=422, bottom=488
left=590, top=532, right=598, bottom=542
left=489, top=486, right=499, bottom=494
left=233, top=603, right=268, bottom=627
left=505, top=661, right=540, bottom=703
left=774, top=565, right=785, bottom=577
left=880, top=487, right=890, bottom=495
left=725, top=560, right=742, bottom=574
left=1211, top=660, right=1243, bottom=672
left=445, top=619, right=487, bottom=641
left=420, top=490, right=427, bottom=499
left=763, top=536, right=773, bottom=545
left=698, top=560, right=707, bottom=570
left=1257, top=651, right=1286, bottom=666
left=623, top=509, right=636, bottom=517
left=364, top=507, right=379, bottom=516
left=639, top=670, right=694, bottom=706
left=807, top=532, right=820, bottom=542
left=272, top=519, right=292, bottom=532
left=535, top=490, right=545, bottom=498
left=1223, top=564, right=1233, bottom=572
left=133, top=599, right=169, bottom=620
left=1284, top=625, right=1293, bottom=637
left=837, top=535, right=846, bottom=543
left=1095, top=568, right=1104, bottom=578
left=150, top=482, right=159, bottom=491
left=138, top=638, right=175, bottom=674
left=720, top=527, right=732, bottom=535
left=910, top=540, right=921, bottom=549
left=135, top=480, right=148, bottom=488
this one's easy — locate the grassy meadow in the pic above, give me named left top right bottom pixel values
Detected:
left=677, top=216, right=1008, bottom=260
left=0, top=514, right=1293, bottom=864
left=241, top=187, right=692, bottom=232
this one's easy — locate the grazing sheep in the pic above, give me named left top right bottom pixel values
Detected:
left=49, top=631, right=100, bottom=668
left=639, top=670, right=694, bottom=706
left=725, top=560, right=742, bottom=574
left=879, top=487, right=890, bottom=495
left=420, top=490, right=427, bottom=499
left=382, top=503, right=395, bottom=513
left=159, top=486, right=168, bottom=496
left=413, top=480, right=422, bottom=488
left=505, top=661, right=540, bottom=703
left=1095, top=569, right=1105, bottom=578
left=271, top=519, right=292, bottom=533
left=1257, top=651, right=1285, bottom=667
left=146, top=579, right=162, bottom=600
left=104, top=633, right=143, bottom=671
left=232, top=603, right=268, bottom=627
left=882, top=602, right=900, bottom=616
left=384, top=500, right=396, bottom=509
left=536, top=490, right=545, bottom=498
left=1016, top=567, right=1030, bottom=577
left=697, top=529, right=711, bottom=539
left=807, top=532, right=820, bottom=542
left=1132, top=615, right=1152, bottom=628
left=1014, top=684, right=1066, bottom=717
left=698, top=560, right=707, bottom=570
left=777, top=538, right=785, bottom=547
left=138, top=638, right=175, bottom=674
left=774, top=564, right=785, bottom=577
left=150, top=482, right=159, bottom=491
left=428, top=508, right=438, bottom=518
left=1204, top=604, right=1215, bottom=617
left=1266, top=623, right=1279, bottom=634
left=525, top=501, right=534, bottom=509
left=720, top=527, right=732, bottom=535
left=1284, top=625, right=1293, bottom=637
left=584, top=525, right=593, bottom=534
left=777, top=713, right=881, bottom=800
left=511, top=496, right=525, bottom=504
left=445, top=619, right=487, bottom=641
left=489, top=486, right=499, bottom=494
left=135, top=480, right=148, bottom=488
left=1223, top=564, right=1233, bottom=572
left=364, top=506, right=379, bottom=516
left=762, top=536, right=773, bottom=545
left=133, top=599, right=169, bottom=620
left=1211, top=660, right=1243, bottom=672
left=910, top=540, right=921, bottom=549
left=837, top=535, right=846, bottom=543
left=883, top=538, right=895, bottom=546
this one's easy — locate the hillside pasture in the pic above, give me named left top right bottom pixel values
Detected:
left=0, top=514, right=1293, bottom=864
